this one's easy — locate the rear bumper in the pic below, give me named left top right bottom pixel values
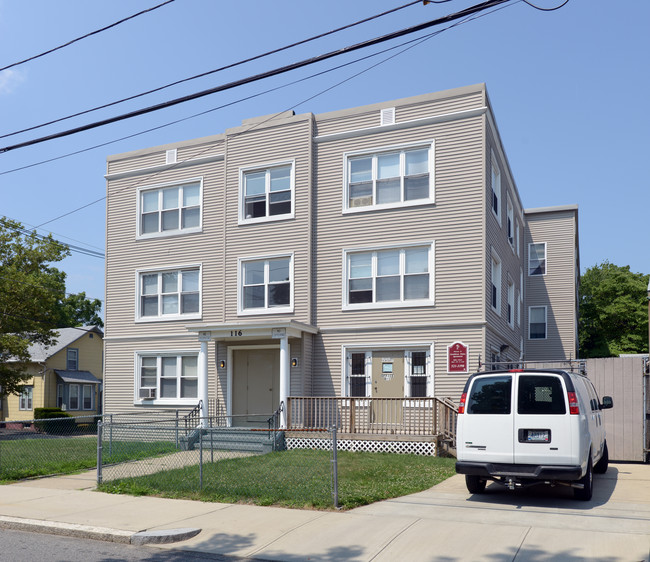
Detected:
left=456, top=461, right=582, bottom=481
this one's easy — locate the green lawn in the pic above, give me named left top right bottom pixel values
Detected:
left=99, top=449, right=457, bottom=510
left=0, top=438, right=177, bottom=482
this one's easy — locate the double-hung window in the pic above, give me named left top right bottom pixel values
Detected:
left=69, top=384, right=80, bottom=410
left=66, top=348, right=78, bottom=370
left=345, top=143, right=433, bottom=211
left=137, top=353, right=198, bottom=402
left=82, top=385, right=93, bottom=410
left=506, top=197, right=514, bottom=247
left=345, top=244, right=433, bottom=309
left=491, top=152, right=501, bottom=223
left=239, top=255, right=293, bottom=314
left=138, top=266, right=201, bottom=321
left=529, top=243, right=547, bottom=276
left=529, top=306, right=547, bottom=339
left=491, top=250, right=501, bottom=314
left=507, top=279, right=515, bottom=328
left=19, top=386, right=33, bottom=410
left=139, top=180, right=201, bottom=237
left=240, top=162, right=294, bottom=223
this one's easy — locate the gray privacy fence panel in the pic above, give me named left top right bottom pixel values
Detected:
left=586, top=357, right=646, bottom=463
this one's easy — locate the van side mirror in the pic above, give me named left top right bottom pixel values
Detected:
left=600, top=396, right=613, bottom=410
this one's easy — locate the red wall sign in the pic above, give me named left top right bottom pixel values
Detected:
left=447, top=341, right=469, bottom=373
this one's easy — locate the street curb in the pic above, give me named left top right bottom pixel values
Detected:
left=0, top=516, right=201, bottom=545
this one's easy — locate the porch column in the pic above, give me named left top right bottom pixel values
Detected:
left=198, top=336, right=209, bottom=428
left=279, top=335, right=289, bottom=429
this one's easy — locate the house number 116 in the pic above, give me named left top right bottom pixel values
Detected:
left=230, top=330, right=243, bottom=337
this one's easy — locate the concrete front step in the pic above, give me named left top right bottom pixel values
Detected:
left=180, top=428, right=284, bottom=454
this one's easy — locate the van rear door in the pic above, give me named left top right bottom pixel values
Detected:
left=458, top=373, right=514, bottom=463
left=513, top=373, right=574, bottom=465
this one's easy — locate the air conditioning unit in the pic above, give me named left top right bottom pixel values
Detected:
left=350, top=196, right=372, bottom=208
left=139, top=388, right=156, bottom=400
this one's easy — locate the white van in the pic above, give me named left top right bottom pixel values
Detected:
left=455, top=369, right=613, bottom=500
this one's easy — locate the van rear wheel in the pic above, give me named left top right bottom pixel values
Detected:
left=465, top=475, right=487, bottom=494
left=594, top=442, right=609, bottom=474
left=574, top=458, right=593, bottom=501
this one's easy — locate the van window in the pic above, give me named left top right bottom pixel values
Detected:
left=517, top=375, right=566, bottom=415
left=467, top=376, right=512, bottom=414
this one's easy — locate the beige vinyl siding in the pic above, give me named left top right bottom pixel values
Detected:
left=177, top=140, right=224, bottom=162
left=107, top=151, right=165, bottom=176
left=525, top=209, right=578, bottom=360
left=313, top=328, right=482, bottom=402
left=484, top=126, right=525, bottom=362
left=314, top=114, right=485, bottom=327
left=105, top=158, right=225, bottom=338
left=222, top=116, right=313, bottom=323
left=314, top=84, right=486, bottom=137
left=104, top=338, right=214, bottom=413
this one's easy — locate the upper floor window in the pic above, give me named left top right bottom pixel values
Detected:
left=66, top=348, right=78, bottom=370
left=239, top=162, right=294, bottom=223
left=138, top=180, right=202, bottom=238
left=491, top=152, right=501, bottom=223
left=529, top=306, right=547, bottom=339
left=506, top=197, right=514, bottom=247
left=491, top=250, right=501, bottom=314
left=137, top=266, right=201, bottom=321
left=344, top=243, right=433, bottom=309
left=529, top=242, right=547, bottom=276
left=507, top=279, right=515, bottom=328
left=344, top=143, right=434, bottom=212
left=239, top=255, right=293, bottom=314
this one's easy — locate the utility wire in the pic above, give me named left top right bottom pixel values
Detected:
left=33, top=0, right=516, bottom=230
left=0, top=0, right=512, bottom=154
left=521, top=0, right=570, bottom=10
left=0, top=0, right=175, bottom=74
left=0, top=0, right=425, bottom=141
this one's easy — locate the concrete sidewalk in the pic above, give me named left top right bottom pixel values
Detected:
left=1, top=463, right=650, bottom=560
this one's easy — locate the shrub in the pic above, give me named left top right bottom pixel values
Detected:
left=34, top=408, right=76, bottom=435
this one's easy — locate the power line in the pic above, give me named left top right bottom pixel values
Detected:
left=0, top=0, right=175, bottom=74
left=0, top=0, right=425, bottom=141
left=0, top=0, right=513, bottom=155
left=32, top=0, right=519, bottom=230
left=521, top=0, right=570, bottom=11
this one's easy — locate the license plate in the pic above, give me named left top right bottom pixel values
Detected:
left=526, top=430, right=550, bottom=442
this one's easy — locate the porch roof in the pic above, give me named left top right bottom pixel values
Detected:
left=186, top=320, right=318, bottom=340
left=55, top=370, right=101, bottom=384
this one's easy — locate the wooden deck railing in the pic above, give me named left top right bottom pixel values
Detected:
left=286, top=396, right=457, bottom=442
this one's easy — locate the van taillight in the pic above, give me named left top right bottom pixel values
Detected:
left=458, top=392, right=467, bottom=414
left=567, top=391, right=580, bottom=415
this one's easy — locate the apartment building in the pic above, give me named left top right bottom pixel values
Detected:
left=104, top=83, right=579, bottom=429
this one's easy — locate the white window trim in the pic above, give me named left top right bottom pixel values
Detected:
left=342, top=241, right=435, bottom=311
left=19, top=386, right=33, bottom=410
left=135, top=263, right=203, bottom=323
left=66, top=348, right=78, bottom=371
left=238, top=160, right=296, bottom=225
left=506, top=196, right=514, bottom=250
left=528, top=305, right=548, bottom=340
left=136, top=177, right=204, bottom=240
left=134, top=350, right=200, bottom=405
left=507, top=277, right=515, bottom=329
left=342, top=140, right=435, bottom=214
left=490, top=151, right=501, bottom=225
left=237, top=253, right=294, bottom=316
left=528, top=242, right=547, bottom=276
left=341, top=343, right=434, bottom=399
left=516, top=222, right=521, bottom=256
left=490, top=248, right=501, bottom=316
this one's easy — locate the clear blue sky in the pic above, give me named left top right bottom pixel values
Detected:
left=0, top=0, right=648, bottom=312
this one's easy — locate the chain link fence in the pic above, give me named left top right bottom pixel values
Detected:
left=98, top=417, right=339, bottom=508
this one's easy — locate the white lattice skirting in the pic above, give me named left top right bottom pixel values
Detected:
left=286, top=437, right=436, bottom=456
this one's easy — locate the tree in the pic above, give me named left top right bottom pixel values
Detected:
left=55, top=292, right=103, bottom=329
left=0, top=217, right=70, bottom=397
left=579, top=261, right=649, bottom=358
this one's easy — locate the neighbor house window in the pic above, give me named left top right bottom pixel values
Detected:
left=138, top=266, right=201, bottom=320
left=491, top=152, right=501, bottom=223
left=239, top=255, right=293, bottom=314
left=516, top=222, right=521, bottom=256
left=139, top=180, right=201, bottom=237
left=83, top=385, right=93, bottom=410
left=57, top=384, right=64, bottom=408
left=69, top=384, right=79, bottom=410
left=240, top=162, right=294, bottom=222
left=348, top=352, right=369, bottom=397
left=529, top=306, right=547, bottom=339
left=345, top=143, right=433, bottom=211
left=137, top=353, right=198, bottom=402
left=491, top=250, right=501, bottom=314
left=66, top=348, right=78, bottom=371
left=529, top=243, right=547, bottom=276
left=506, top=197, right=514, bottom=247
left=345, top=244, right=433, bottom=309
left=19, top=386, right=33, bottom=410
